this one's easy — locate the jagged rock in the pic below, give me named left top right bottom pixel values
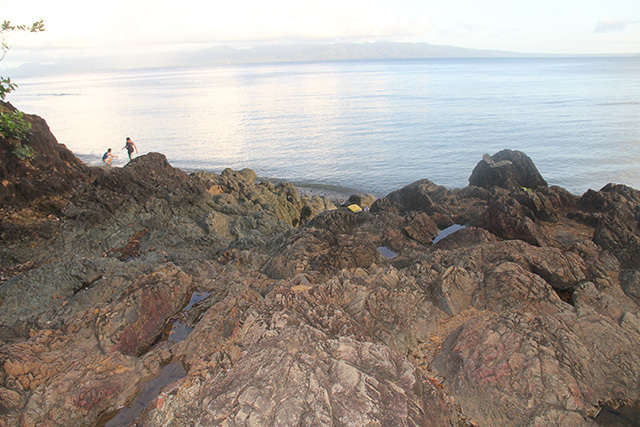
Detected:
left=433, top=226, right=499, bottom=250
left=2, top=111, right=640, bottom=427
left=262, top=225, right=380, bottom=279
left=141, top=325, right=455, bottom=426
left=96, top=264, right=192, bottom=356
left=473, top=192, right=551, bottom=245
left=469, top=149, right=548, bottom=190
left=466, top=185, right=577, bottom=246
left=621, top=269, right=640, bottom=306
left=195, top=170, right=336, bottom=228
left=432, top=308, right=640, bottom=426
left=577, top=183, right=640, bottom=268
left=0, top=102, right=92, bottom=208
left=404, top=211, right=439, bottom=245
left=0, top=312, right=160, bottom=426
left=63, top=152, right=207, bottom=224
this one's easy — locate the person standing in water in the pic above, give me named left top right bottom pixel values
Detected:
left=123, top=137, right=138, bottom=160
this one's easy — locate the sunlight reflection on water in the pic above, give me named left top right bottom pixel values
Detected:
left=11, top=58, right=640, bottom=196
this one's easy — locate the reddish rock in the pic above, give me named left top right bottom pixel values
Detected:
left=432, top=309, right=640, bottom=426
left=97, top=264, right=192, bottom=356
left=141, top=325, right=456, bottom=426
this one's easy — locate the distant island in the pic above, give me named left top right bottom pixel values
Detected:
left=7, top=40, right=636, bottom=77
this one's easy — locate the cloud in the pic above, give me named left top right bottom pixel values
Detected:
left=35, top=0, right=426, bottom=47
left=168, top=0, right=430, bottom=43
left=593, top=17, right=639, bottom=33
left=0, top=0, right=438, bottom=70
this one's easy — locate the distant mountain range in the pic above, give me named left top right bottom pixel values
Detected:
left=6, top=41, right=636, bottom=77
left=184, top=41, right=529, bottom=64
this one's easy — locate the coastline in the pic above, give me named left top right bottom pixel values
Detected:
left=18, top=57, right=640, bottom=200
left=79, top=153, right=367, bottom=205
left=272, top=180, right=363, bottom=205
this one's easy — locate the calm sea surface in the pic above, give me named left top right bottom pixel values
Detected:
left=10, top=57, right=640, bottom=197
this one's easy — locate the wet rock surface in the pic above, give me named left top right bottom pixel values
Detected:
left=1, top=113, right=640, bottom=426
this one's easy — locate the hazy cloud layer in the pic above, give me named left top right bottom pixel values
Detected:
left=594, top=17, right=640, bottom=33
left=1, top=0, right=639, bottom=72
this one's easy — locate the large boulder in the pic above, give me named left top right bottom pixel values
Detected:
left=469, top=149, right=548, bottom=190
left=372, top=179, right=452, bottom=215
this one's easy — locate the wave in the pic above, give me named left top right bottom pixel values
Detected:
left=598, top=101, right=640, bottom=106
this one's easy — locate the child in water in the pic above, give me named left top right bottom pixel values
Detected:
left=102, top=148, right=116, bottom=165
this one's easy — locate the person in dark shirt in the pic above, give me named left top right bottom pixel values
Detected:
left=123, top=137, right=138, bottom=160
left=102, top=148, right=115, bottom=165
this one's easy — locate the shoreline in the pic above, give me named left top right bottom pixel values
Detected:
left=268, top=180, right=365, bottom=205
left=15, top=56, right=640, bottom=201
left=81, top=153, right=370, bottom=205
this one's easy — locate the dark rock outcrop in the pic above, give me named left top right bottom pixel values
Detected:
left=469, top=149, right=548, bottom=190
left=2, top=116, right=640, bottom=427
left=0, top=102, right=92, bottom=208
left=576, top=183, right=640, bottom=268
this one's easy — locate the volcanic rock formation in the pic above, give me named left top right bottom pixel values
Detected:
left=1, top=107, right=640, bottom=426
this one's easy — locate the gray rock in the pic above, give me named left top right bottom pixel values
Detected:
left=469, top=149, right=548, bottom=190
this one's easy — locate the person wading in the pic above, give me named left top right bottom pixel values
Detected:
left=123, top=137, right=138, bottom=161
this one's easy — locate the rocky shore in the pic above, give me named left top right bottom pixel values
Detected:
left=2, top=107, right=640, bottom=426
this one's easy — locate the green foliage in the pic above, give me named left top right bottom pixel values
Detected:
left=0, top=18, right=44, bottom=162
left=0, top=76, right=17, bottom=100
left=1, top=19, right=45, bottom=33
left=12, top=142, right=36, bottom=161
left=0, top=18, right=45, bottom=97
left=0, top=110, right=31, bottom=141
left=1, top=19, right=45, bottom=61
left=1, top=110, right=36, bottom=161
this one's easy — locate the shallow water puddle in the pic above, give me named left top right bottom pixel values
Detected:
left=102, top=361, right=187, bottom=427
left=183, top=290, right=211, bottom=311
left=158, top=291, right=211, bottom=344
left=100, top=292, right=210, bottom=425
left=377, top=246, right=398, bottom=259
left=432, top=224, right=466, bottom=244
left=593, top=403, right=640, bottom=426
left=172, top=291, right=210, bottom=339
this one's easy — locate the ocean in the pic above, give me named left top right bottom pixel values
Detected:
left=9, top=57, right=640, bottom=197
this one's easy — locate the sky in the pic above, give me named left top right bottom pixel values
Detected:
left=1, top=0, right=639, bottom=70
